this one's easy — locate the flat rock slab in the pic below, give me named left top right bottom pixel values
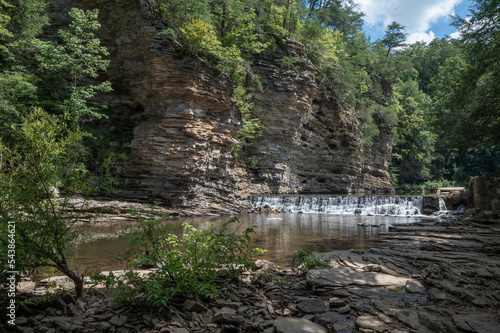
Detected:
left=274, top=318, right=327, bottom=333
left=297, top=299, right=329, bottom=314
left=307, top=267, right=413, bottom=288
left=452, top=313, right=500, bottom=333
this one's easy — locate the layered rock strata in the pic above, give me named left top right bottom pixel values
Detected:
left=47, top=0, right=394, bottom=213
left=246, top=40, right=393, bottom=194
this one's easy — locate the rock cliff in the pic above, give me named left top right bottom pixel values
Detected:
left=46, top=0, right=394, bottom=214
left=245, top=39, right=393, bottom=195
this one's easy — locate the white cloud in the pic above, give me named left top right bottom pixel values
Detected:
left=354, top=0, right=463, bottom=43
left=449, top=30, right=462, bottom=39
left=407, top=31, right=436, bottom=44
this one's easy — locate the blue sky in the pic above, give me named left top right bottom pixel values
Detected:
left=353, top=0, right=472, bottom=44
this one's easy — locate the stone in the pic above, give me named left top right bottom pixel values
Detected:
left=238, top=287, right=252, bottom=295
left=274, top=318, right=327, bottom=333
left=99, top=322, right=112, bottom=332
left=337, top=304, right=351, bottom=314
left=68, top=303, right=79, bottom=316
left=62, top=293, right=76, bottom=304
left=307, top=267, right=413, bottom=288
left=328, top=297, right=345, bottom=308
left=213, top=309, right=246, bottom=325
left=52, top=296, right=68, bottom=314
left=17, top=281, right=36, bottom=293
left=355, top=316, right=382, bottom=330
left=363, top=264, right=382, bottom=272
left=202, top=309, right=214, bottom=324
left=297, top=299, right=329, bottom=314
left=53, top=317, right=74, bottom=331
left=314, top=312, right=355, bottom=331
left=452, top=313, right=500, bottom=332
left=109, top=315, right=128, bottom=327
left=15, top=317, right=29, bottom=326
left=183, top=300, right=208, bottom=313
left=405, top=280, right=424, bottom=293
left=216, top=300, right=241, bottom=310
left=171, top=329, right=190, bottom=333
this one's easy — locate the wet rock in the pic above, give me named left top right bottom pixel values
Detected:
left=297, top=299, right=329, bottom=314
left=274, top=318, right=327, bottom=333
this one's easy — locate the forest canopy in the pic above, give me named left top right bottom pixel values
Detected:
left=1, top=0, right=499, bottom=186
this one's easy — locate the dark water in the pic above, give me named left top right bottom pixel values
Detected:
left=66, top=213, right=425, bottom=272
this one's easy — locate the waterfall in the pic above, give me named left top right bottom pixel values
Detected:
left=433, top=197, right=449, bottom=216
left=438, top=197, right=447, bottom=212
left=250, top=195, right=424, bottom=216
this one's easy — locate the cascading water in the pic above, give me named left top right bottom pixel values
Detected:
left=433, top=197, right=449, bottom=216
left=250, top=195, right=424, bottom=216
left=438, top=197, right=447, bottom=212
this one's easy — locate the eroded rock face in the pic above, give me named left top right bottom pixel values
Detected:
left=47, top=0, right=394, bottom=213
left=246, top=40, right=393, bottom=194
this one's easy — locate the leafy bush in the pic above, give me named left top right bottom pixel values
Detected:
left=0, top=109, right=93, bottom=298
left=292, top=248, right=332, bottom=272
left=180, top=18, right=221, bottom=58
left=99, top=205, right=266, bottom=310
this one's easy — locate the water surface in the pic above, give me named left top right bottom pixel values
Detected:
left=66, top=213, right=425, bottom=272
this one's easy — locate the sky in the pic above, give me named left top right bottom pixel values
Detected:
left=353, top=0, right=472, bottom=44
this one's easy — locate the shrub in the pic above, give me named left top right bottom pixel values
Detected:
left=180, top=19, right=221, bottom=58
left=292, top=248, right=331, bottom=272
left=98, top=205, right=266, bottom=310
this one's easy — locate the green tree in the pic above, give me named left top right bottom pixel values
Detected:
left=446, top=0, right=500, bottom=149
left=0, top=109, right=91, bottom=297
left=391, top=72, right=436, bottom=183
left=378, top=21, right=408, bottom=58
left=0, top=7, right=112, bottom=299
left=38, top=8, right=112, bottom=125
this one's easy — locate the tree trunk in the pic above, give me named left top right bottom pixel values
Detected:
left=57, top=262, right=84, bottom=297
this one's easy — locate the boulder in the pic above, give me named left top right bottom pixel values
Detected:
left=274, top=318, right=327, bottom=333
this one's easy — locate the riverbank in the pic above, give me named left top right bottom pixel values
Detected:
left=7, top=214, right=500, bottom=333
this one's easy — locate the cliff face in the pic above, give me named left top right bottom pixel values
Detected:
left=47, top=0, right=394, bottom=213
left=244, top=39, right=393, bottom=195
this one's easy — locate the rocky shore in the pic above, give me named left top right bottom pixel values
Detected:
left=6, top=214, right=500, bottom=333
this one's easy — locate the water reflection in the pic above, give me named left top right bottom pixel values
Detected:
left=66, top=213, right=423, bottom=272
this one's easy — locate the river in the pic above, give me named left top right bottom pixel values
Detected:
left=65, top=212, right=428, bottom=272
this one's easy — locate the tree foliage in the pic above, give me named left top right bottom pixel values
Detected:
left=0, top=5, right=112, bottom=301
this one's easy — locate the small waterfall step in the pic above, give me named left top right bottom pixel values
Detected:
left=250, top=195, right=424, bottom=216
